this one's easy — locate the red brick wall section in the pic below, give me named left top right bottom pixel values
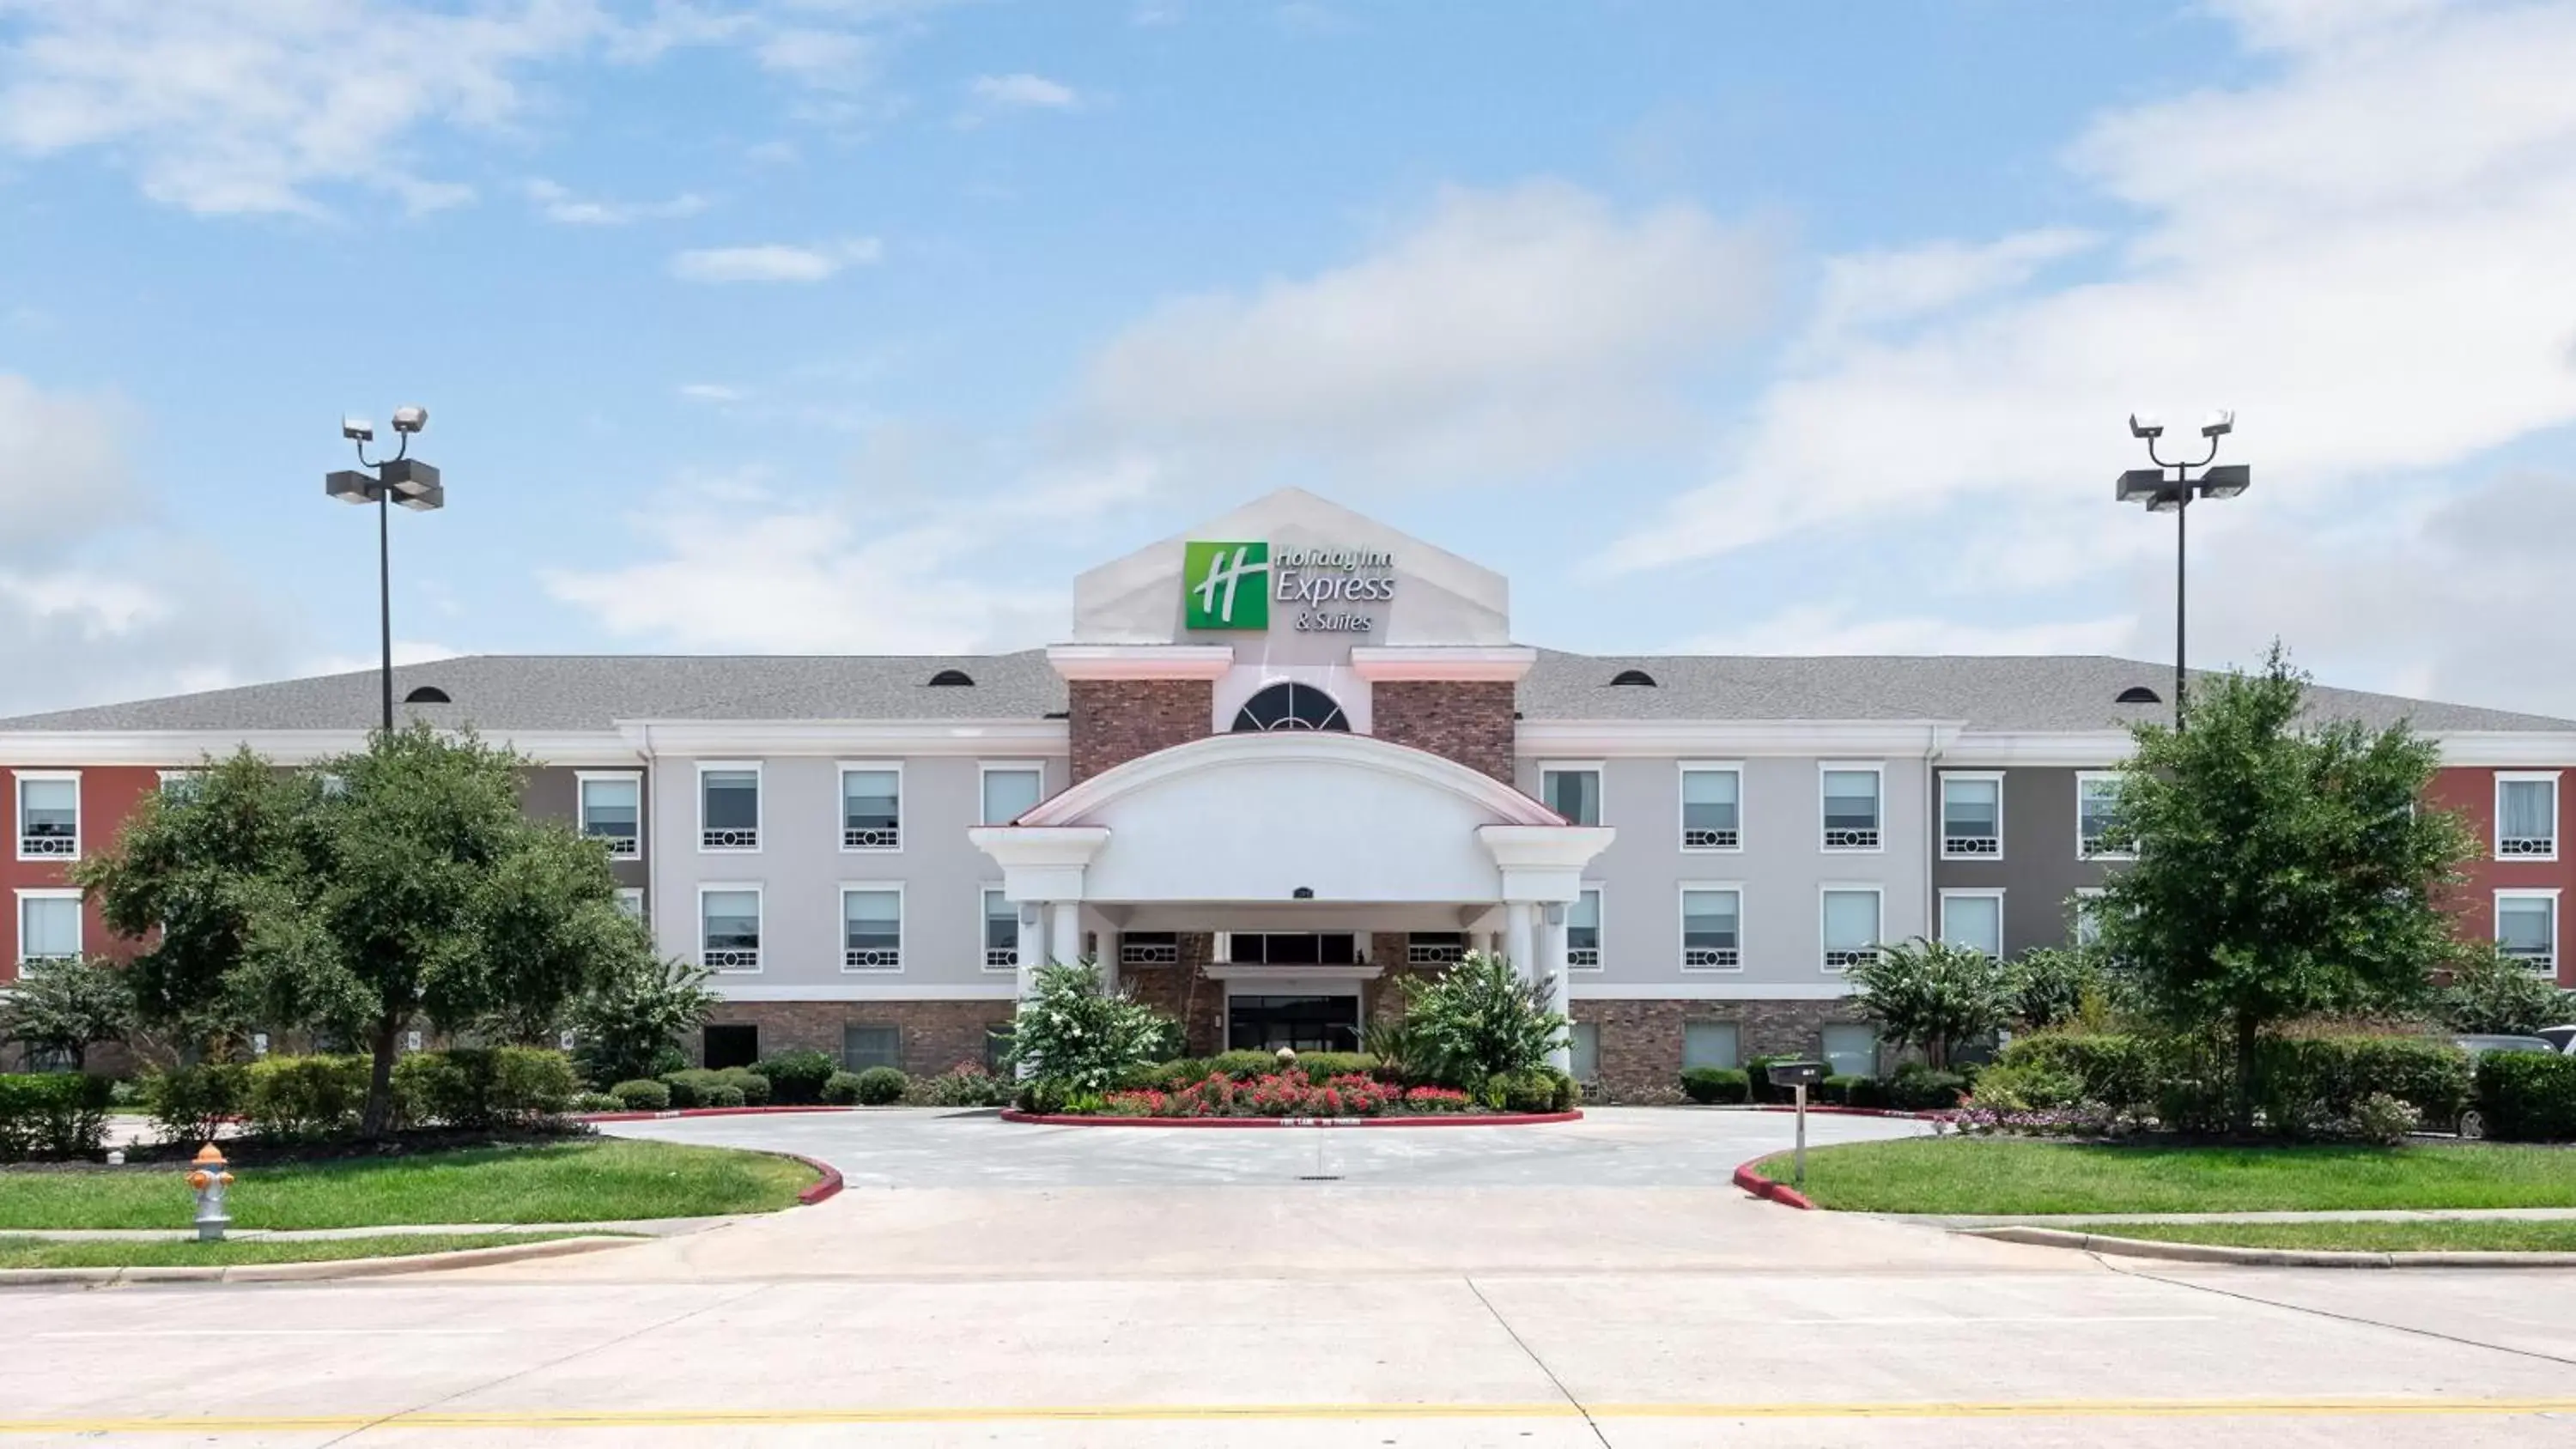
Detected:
left=1123, top=932, right=1224, bottom=1055
left=2425, top=765, right=2576, bottom=986
left=1573, top=997, right=1880, bottom=1100
left=2, top=766, right=161, bottom=985
left=696, top=999, right=1018, bottom=1076
left=1068, top=678, right=1213, bottom=783
left=1367, top=681, right=1517, bottom=783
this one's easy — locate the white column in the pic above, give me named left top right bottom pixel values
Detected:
left=1099, top=925, right=1121, bottom=996
left=1014, top=904, right=1042, bottom=998
left=1049, top=900, right=1083, bottom=971
left=1538, top=903, right=1573, bottom=1074
left=1503, top=902, right=1535, bottom=979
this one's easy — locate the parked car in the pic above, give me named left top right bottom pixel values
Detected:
left=2451, top=1035, right=2561, bottom=1138
left=2536, top=1025, right=2576, bottom=1055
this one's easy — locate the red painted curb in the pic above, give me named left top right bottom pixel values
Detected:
left=785, top=1153, right=843, bottom=1205
left=999, top=1109, right=1584, bottom=1129
left=577, top=1106, right=859, bottom=1123
left=1747, top=1104, right=1942, bottom=1120
left=1732, top=1161, right=1816, bottom=1210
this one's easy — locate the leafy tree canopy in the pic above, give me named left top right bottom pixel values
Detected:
left=1848, top=937, right=2012, bottom=1069
left=0, top=956, right=135, bottom=1071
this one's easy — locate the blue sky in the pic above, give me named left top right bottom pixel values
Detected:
left=5, top=0, right=2575, bottom=718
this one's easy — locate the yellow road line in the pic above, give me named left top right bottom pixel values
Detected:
left=2, top=1397, right=2573, bottom=1434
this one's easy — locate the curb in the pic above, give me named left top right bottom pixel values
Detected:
left=577, top=1106, right=858, bottom=1124
left=1731, top=1161, right=1815, bottom=1210
left=998, top=1109, right=1584, bottom=1129
left=785, top=1153, right=843, bottom=1205
left=0, top=1234, right=638, bottom=1288
left=1747, top=1104, right=1941, bottom=1120
left=1959, top=1225, right=2576, bottom=1269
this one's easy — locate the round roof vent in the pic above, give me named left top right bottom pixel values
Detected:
left=2115, top=685, right=2162, bottom=705
left=927, top=669, right=975, bottom=687
left=1608, top=669, right=1657, bottom=687
left=403, top=685, right=451, bottom=704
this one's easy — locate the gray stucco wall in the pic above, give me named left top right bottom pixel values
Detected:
left=1516, top=755, right=1930, bottom=988
left=520, top=766, right=648, bottom=894
left=1930, top=767, right=2116, bottom=955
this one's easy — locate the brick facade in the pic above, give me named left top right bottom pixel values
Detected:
left=1367, top=680, right=1518, bottom=783
left=1574, top=997, right=1877, bottom=1098
left=1067, top=678, right=1213, bottom=783
left=697, top=998, right=1017, bottom=1076
left=1122, top=931, right=1224, bottom=1054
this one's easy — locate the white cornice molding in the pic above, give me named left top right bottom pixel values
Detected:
left=1348, top=645, right=1536, bottom=683
left=617, top=719, right=1067, bottom=757
left=713, top=983, right=1024, bottom=1002
left=0, top=729, right=642, bottom=767
left=1021, top=730, right=1565, bottom=829
left=2432, top=732, right=2576, bottom=767
left=1571, top=982, right=1856, bottom=1001
left=1516, top=719, right=1964, bottom=758
left=1939, top=731, right=2136, bottom=767
left=1046, top=644, right=1234, bottom=682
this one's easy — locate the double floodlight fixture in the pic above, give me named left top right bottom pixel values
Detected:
left=2114, top=405, right=2250, bottom=511
left=325, top=404, right=441, bottom=512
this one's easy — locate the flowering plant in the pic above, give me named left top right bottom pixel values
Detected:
left=1401, top=1086, right=1473, bottom=1113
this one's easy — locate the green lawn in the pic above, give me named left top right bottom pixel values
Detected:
left=1758, top=1137, right=2576, bottom=1215
left=0, top=1139, right=815, bottom=1230
left=0, top=1232, right=612, bottom=1270
left=2089, top=1220, right=2576, bottom=1254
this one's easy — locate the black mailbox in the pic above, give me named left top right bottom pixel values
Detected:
left=1766, top=1059, right=1828, bottom=1089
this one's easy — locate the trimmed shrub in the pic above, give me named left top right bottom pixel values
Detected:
left=1994, top=1033, right=2155, bottom=1114
left=700, top=1083, right=746, bottom=1109
left=1202, top=1051, right=1287, bottom=1082
left=753, top=1050, right=836, bottom=1106
left=145, top=1062, right=249, bottom=1146
left=1679, top=1066, right=1751, bottom=1105
left=1288, top=1052, right=1378, bottom=1085
left=246, top=1054, right=369, bottom=1139
left=1838, top=1076, right=1891, bottom=1109
left=1487, top=1068, right=1577, bottom=1113
left=1965, top=1059, right=2085, bottom=1113
left=0, top=1072, right=112, bottom=1161
left=659, top=1068, right=726, bottom=1109
left=2256, top=1037, right=2474, bottom=1137
left=821, top=1071, right=866, bottom=1106
left=854, top=1066, right=908, bottom=1106
left=1015, top=1079, right=1068, bottom=1115
left=1744, top=1055, right=1795, bottom=1104
left=717, top=1066, right=770, bottom=1107
left=2475, top=1052, right=2576, bottom=1142
left=2346, top=1092, right=2421, bottom=1145
left=1883, top=1064, right=1967, bottom=1110
left=907, top=1064, right=1013, bottom=1107
left=609, top=1078, right=671, bottom=1113
left=572, top=1091, right=622, bottom=1113
left=398, top=1047, right=580, bottom=1130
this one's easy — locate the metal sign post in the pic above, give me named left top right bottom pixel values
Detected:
left=1766, top=1060, right=1827, bottom=1191
left=1794, top=1081, right=1808, bottom=1187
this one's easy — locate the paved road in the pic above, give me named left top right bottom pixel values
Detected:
left=3, top=1108, right=2571, bottom=1446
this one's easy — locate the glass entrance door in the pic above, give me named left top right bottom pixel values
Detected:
left=1226, top=993, right=1362, bottom=1052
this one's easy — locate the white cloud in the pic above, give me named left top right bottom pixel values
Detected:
left=1798, top=228, right=2095, bottom=355
left=1071, top=180, right=1777, bottom=483
left=756, top=27, right=878, bottom=88
left=525, top=179, right=708, bottom=226
left=668, top=239, right=884, bottom=283
left=677, top=382, right=750, bottom=403
left=968, top=72, right=1082, bottom=111
left=1601, top=1, right=2576, bottom=573
left=0, top=374, right=137, bottom=558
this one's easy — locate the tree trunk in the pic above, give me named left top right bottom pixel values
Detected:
left=360, top=1015, right=401, bottom=1139
left=1928, top=1034, right=1947, bottom=1071
left=2232, top=1011, right=2259, bottom=1137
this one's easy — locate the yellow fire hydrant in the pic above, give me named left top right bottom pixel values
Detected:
left=187, top=1143, right=234, bottom=1242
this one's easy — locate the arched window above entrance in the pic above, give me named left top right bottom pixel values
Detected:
left=1230, top=682, right=1349, bottom=733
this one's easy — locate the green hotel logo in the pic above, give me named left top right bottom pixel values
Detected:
left=1183, top=540, right=1271, bottom=630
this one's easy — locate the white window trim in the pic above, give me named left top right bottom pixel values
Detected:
left=1539, top=760, right=1606, bottom=827
left=696, top=882, right=763, bottom=973
left=15, top=887, right=82, bottom=964
left=613, top=887, right=645, bottom=920
left=15, top=769, right=80, bottom=863
left=1938, top=887, right=2007, bottom=959
left=838, top=881, right=905, bottom=974
left=696, top=761, right=762, bottom=854
left=1677, top=880, right=1744, bottom=973
left=1938, top=770, right=2004, bottom=861
left=836, top=760, right=905, bottom=853
left=2075, top=770, right=2134, bottom=861
left=1819, top=883, right=1885, bottom=975
left=1566, top=881, right=1604, bottom=972
left=2071, top=886, right=2106, bottom=949
left=1818, top=761, right=1885, bottom=854
left=2494, top=771, right=2561, bottom=864
left=1676, top=760, right=1745, bottom=852
left=574, top=769, right=644, bottom=860
left=2494, top=888, right=2561, bottom=976
left=980, top=886, right=1019, bottom=973
left=978, top=760, right=1048, bottom=828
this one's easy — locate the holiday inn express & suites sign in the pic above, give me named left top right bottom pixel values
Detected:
left=1183, top=540, right=1397, bottom=634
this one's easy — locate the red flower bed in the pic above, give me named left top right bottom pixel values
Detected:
left=1100, top=1072, right=1433, bottom=1119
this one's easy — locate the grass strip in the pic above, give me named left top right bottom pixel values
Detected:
left=0, top=1232, right=614, bottom=1270
left=1757, top=1137, right=2576, bottom=1215
left=2085, top=1219, right=2576, bottom=1253
left=0, top=1139, right=815, bottom=1230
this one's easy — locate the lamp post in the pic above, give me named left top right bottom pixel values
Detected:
left=2113, top=409, right=2250, bottom=728
left=325, top=407, right=443, bottom=733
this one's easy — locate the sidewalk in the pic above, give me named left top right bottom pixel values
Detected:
left=1893, top=1207, right=2576, bottom=1228
left=1, top=1216, right=740, bottom=1243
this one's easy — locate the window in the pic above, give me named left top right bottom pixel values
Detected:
left=2077, top=773, right=2128, bottom=858
left=1120, top=931, right=1180, bottom=966
left=1821, top=1024, right=1880, bottom=1079
left=1821, top=888, right=1882, bottom=972
left=2072, top=888, right=2105, bottom=949
left=1941, top=890, right=2004, bottom=959
left=15, top=890, right=81, bottom=964
left=2497, top=891, right=2559, bottom=975
left=982, top=888, right=1019, bottom=971
left=702, top=1024, right=758, bottom=1070
left=699, top=764, right=760, bottom=852
left=699, top=887, right=762, bottom=972
left=840, top=764, right=901, bottom=851
left=614, top=888, right=644, bottom=920
left=1406, top=931, right=1467, bottom=967
left=1570, top=1022, right=1601, bottom=1081
left=1540, top=764, right=1602, bottom=827
left=842, top=1024, right=901, bottom=1071
left=1820, top=765, right=1881, bottom=851
left=1941, top=773, right=2002, bottom=858
left=1680, top=887, right=1741, bottom=971
left=1230, top=682, right=1348, bottom=732
left=15, top=773, right=77, bottom=859
left=577, top=773, right=641, bottom=858
left=2497, top=773, right=2560, bottom=861
left=157, top=770, right=204, bottom=799
left=1225, top=933, right=1360, bottom=965
left=1681, top=1021, right=1740, bottom=1070
left=981, top=764, right=1043, bottom=827
left=1680, top=764, right=1741, bottom=850
left=841, top=887, right=902, bottom=972
left=1568, top=888, right=1602, bottom=969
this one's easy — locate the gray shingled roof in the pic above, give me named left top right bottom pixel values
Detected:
left=4, top=649, right=2568, bottom=736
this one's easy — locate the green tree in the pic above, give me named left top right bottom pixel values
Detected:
left=571, top=955, right=720, bottom=1085
left=1004, top=959, right=1174, bottom=1092
left=1398, top=950, right=1567, bottom=1087
left=1847, top=937, right=2012, bottom=1069
left=2092, top=645, right=2477, bottom=1131
left=2008, top=945, right=2112, bottom=1034
left=2438, top=943, right=2575, bottom=1036
left=0, top=956, right=136, bottom=1070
